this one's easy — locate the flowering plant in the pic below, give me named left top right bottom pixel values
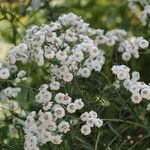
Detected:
left=0, top=11, right=150, bottom=149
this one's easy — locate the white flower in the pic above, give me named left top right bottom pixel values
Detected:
left=55, top=92, right=64, bottom=103
left=138, top=38, right=149, bottom=49
left=130, top=84, right=141, bottom=94
left=123, top=79, right=131, bottom=90
left=58, top=121, right=70, bottom=133
left=44, top=48, right=55, bottom=59
left=17, top=70, right=26, bottom=78
left=42, top=102, right=53, bottom=111
left=39, top=111, right=53, bottom=123
left=122, top=52, right=131, bottom=61
left=132, top=71, right=140, bottom=81
left=80, top=112, right=89, bottom=122
left=86, top=118, right=95, bottom=127
left=55, top=93, right=71, bottom=105
left=94, top=118, right=103, bottom=128
left=89, top=46, right=100, bottom=58
left=74, top=99, right=84, bottom=110
left=45, top=32, right=57, bottom=43
left=59, top=66, right=69, bottom=76
left=65, top=30, right=77, bottom=42
left=112, top=65, right=130, bottom=80
left=39, top=84, right=49, bottom=91
left=79, top=67, right=91, bottom=78
left=141, top=87, right=150, bottom=100
left=51, top=135, right=62, bottom=144
left=63, top=72, right=73, bottom=82
left=35, top=91, right=52, bottom=104
left=56, top=50, right=67, bottom=61
left=117, top=71, right=130, bottom=80
left=66, top=103, right=77, bottom=113
left=62, top=94, right=72, bottom=105
left=81, top=124, right=91, bottom=135
left=89, top=111, right=98, bottom=119
left=47, top=121, right=57, bottom=131
left=0, top=68, right=10, bottom=79
left=95, top=35, right=107, bottom=45
left=72, top=51, right=84, bottom=62
left=106, top=37, right=116, bottom=46
left=53, top=104, right=65, bottom=118
left=131, top=93, right=142, bottom=104
left=50, top=81, right=60, bottom=90
left=120, top=65, right=130, bottom=72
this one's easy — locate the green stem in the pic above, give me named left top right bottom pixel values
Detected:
left=94, top=131, right=101, bottom=150
left=102, top=118, right=149, bottom=129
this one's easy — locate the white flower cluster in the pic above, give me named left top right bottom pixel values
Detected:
left=7, top=13, right=148, bottom=83
left=112, top=65, right=150, bottom=103
left=7, top=13, right=107, bottom=82
left=0, top=87, right=21, bottom=100
left=14, top=70, right=27, bottom=84
left=104, top=29, right=127, bottom=46
left=80, top=111, right=103, bottom=135
left=128, top=0, right=150, bottom=25
left=111, top=65, right=130, bottom=80
left=118, top=37, right=149, bottom=61
left=8, top=43, right=28, bottom=64
left=7, top=14, right=131, bottom=84
left=0, top=62, right=10, bottom=80
left=24, top=83, right=87, bottom=149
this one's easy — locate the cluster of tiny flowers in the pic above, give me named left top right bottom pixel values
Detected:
left=112, top=65, right=150, bottom=103
left=0, top=62, right=10, bottom=80
left=128, top=0, right=150, bottom=25
left=80, top=111, right=103, bottom=135
left=118, top=37, right=149, bottom=61
left=7, top=13, right=108, bottom=83
left=24, top=83, right=87, bottom=149
left=14, top=70, right=27, bottom=84
left=0, top=87, right=21, bottom=100
left=7, top=13, right=133, bottom=84
left=111, top=65, right=130, bottom=80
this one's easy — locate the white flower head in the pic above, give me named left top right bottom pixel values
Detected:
left=0, top=68, right=10, bottom=79
left=53, top=104, right=65, bottom=118
left=58, top=121, right=70, bottom=133
left=50, top=81, right=60, bottom=91
left=131, top=93, right=142, bottom=104
left=94, top=118, right=103, bottom=128
left=74, top=99, right=84, bottom=110
left=51, top=135, right=62, bottom=145
left=67, top=103, right=77, bottom=113
left=81, top=124, right=91, bottom=135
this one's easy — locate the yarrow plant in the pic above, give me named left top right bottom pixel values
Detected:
left=0, top=12, right=150, bottom=149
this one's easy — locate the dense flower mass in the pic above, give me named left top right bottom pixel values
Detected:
left=80, top=111, right=103, bottom=135
left=128, top=0, right=150, bottom=25
left=0, top=12, right=149, bottom=149
left=118, top=37, right=149, bottom=61
left=112, top=65, right=150, bottom=103
left=25, top=88, right=97, bottom=149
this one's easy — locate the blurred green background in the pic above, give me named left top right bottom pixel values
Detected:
left=0, top=0, right=150, bottom=81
